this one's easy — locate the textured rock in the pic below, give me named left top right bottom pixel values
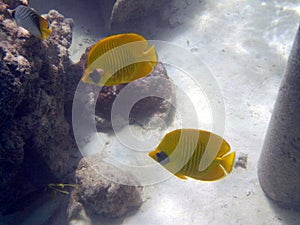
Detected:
left=94, top=62, right=174, bottom=129
left=68, top=154, right=143, bottom=220
left=110, top=0, right=169, bottom=32
left=110, top=0, right=195, bottom=32
left=0, top=0, right=74, bottom=212
left=258, top=23, right=300, bottom=210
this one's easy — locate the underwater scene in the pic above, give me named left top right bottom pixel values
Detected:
left=0, top=0, right=300, bottom=224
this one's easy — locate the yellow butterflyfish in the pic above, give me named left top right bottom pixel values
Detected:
left=149, top=129, right=236, bottom=181
left=81, top=33, right=158, bottom=86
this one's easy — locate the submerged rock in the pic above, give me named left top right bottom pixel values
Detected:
left=0, top=0, right=74, bottom=212
left=94, top=62, right=174, bottom=129
left=68, top=154, right=143, bottom=220
left=110, top=0, right=169, bottom=32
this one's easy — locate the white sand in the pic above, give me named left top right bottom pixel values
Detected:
left=30, top=0, right=300, bottom=224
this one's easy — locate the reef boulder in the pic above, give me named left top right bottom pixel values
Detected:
left=0, top=1, right=74, bottom=212
left=68, top=154, right=143, bottom=221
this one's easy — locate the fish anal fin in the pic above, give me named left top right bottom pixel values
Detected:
left=195, top=164, right=227, bottom=181
left=175, top=173, right=188, bottom=180
left=132, top=61, right=154, bottom=79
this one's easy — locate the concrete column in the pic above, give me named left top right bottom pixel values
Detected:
left=257, top=24, right=300, bottom=210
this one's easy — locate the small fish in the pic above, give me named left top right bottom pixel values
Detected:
left=148, top=129, right=236, bottom=181
left=81, top=33, right=158, bottom=86
left=8, top=5, right=52, bottom=39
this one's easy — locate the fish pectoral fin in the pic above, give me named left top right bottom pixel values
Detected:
left=39, top=16, right=52, bottom=39
left=175, top=173, right=188, bottom=180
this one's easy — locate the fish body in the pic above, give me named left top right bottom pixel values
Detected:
left=148, top=129, right=236, bottom=181
left=81, top=33, right=158, bottom=86
left=8, top=5, right=52, bottom=39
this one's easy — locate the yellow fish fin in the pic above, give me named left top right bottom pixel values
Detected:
left=130, top=45, right=157, bottom=80
left=131, top=61, right=154, bottom=80
left=216, top=151, right=236, bottom=174
left=192, top=151, right=236, bottom=181
left=39, top=16, right=52, bottom=39
left=87, top=33, right=146, bottom=66
left=193, top=163, right=227, bottom=181
left=142, top=45, right=158, bottom=68
left=175, top=173, right=188, bottom=180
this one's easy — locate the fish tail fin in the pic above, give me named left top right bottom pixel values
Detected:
left=218, top=151, right=236, bottom=174
left=39, top=17, right=52, bottom=39
left=142, top=45, right=158, bottom=67
left=7, top=9, right=15, bottom=17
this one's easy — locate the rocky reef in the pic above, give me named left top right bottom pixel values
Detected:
left=0, top=0, right=74, bottom=212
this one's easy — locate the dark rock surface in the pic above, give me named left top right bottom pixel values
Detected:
left=68, top=154, right=143, bottom=221
left=258, top=23, right=300, bottom=210
left=110, top=0, right=195, bottom=33
left=94, top=62, right=174, bottom=129
left=0, top=0, right=74, bottom=212
left=110, top=0, right=169, bottom=32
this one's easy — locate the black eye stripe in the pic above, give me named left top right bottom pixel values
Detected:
left=156, top=151, right=170, bottom=165
left=90, top=70, right=101, bottom=83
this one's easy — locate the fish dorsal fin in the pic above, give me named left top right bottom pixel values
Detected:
left=88, top=33, right=147, bottom=66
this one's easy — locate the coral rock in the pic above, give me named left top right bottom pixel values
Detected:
left=68, top=154, right=143, bottom=219
left=110, top=0, right=168, bottom=32
left=0, top=1, right=74, bottom=212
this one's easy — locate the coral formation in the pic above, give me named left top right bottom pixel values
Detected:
left=0, top=0, right=74, bottom=211
left=68, top=154, right=143, bottom=220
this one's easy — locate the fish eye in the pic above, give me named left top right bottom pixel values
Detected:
left=156, top=151, right=170, bottom=165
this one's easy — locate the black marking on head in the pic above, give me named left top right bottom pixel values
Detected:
left=156, top=151, right=170, bottom=165
left=90, top=69, right=102, bottom=84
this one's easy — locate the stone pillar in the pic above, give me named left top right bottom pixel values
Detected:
left=257, top=24, right=300, bottom=210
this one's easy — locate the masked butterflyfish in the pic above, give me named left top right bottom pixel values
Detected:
left=148, top=129, right=236, bottom=181
left=81, top=33, right=158, bottom=86
left=8, top=5, right=52, bottom=39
